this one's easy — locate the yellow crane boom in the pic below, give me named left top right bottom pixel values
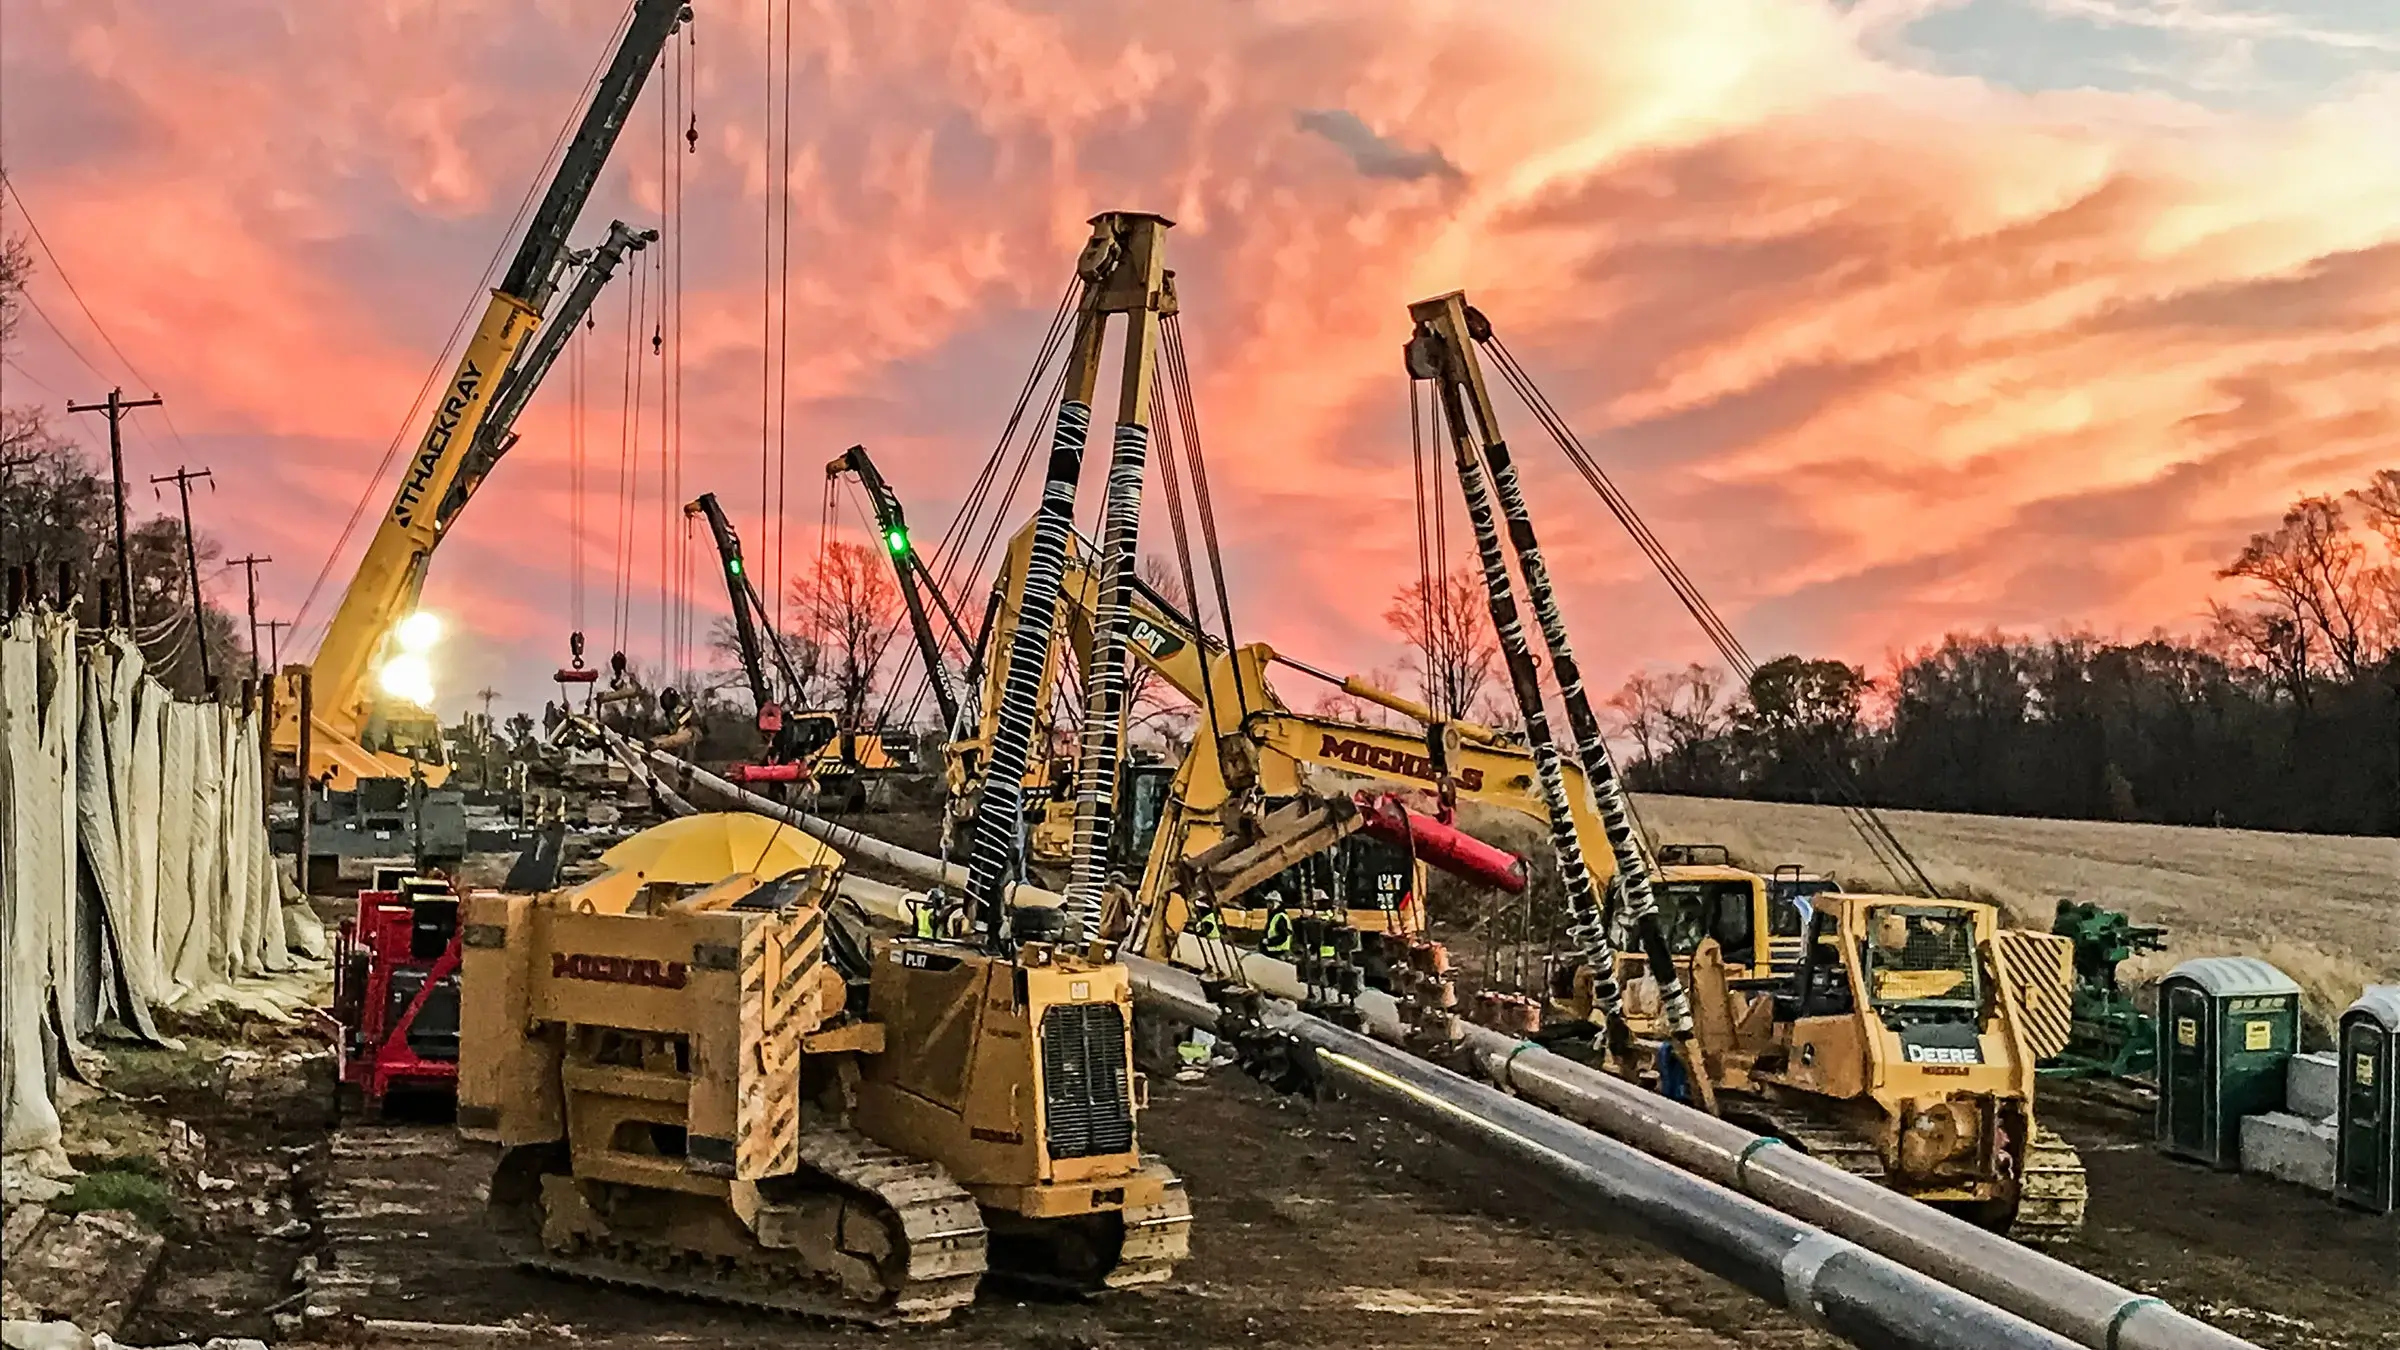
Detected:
left=272, top=0, right=690, bottom=790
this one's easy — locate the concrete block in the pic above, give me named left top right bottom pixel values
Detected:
left=2285, top=1051, right=2339, bottom=1121
left=2240, top=1110, right=2336, bottom=1193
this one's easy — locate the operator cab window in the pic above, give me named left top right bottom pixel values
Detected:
left=1657, top=881, right=1756, bottom=960
left=1862, top=905, right=1983, bottom=1027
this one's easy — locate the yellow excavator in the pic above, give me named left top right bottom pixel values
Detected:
left=456, top=812, right=1187, bottom=1323
left=271, top=0, right=682, bottom=791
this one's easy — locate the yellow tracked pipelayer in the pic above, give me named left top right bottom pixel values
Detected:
left=456, top=813, right=1188, bottom=1323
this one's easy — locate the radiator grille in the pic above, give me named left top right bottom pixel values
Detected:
left=1040, top=1003, right=1134, bottom=1159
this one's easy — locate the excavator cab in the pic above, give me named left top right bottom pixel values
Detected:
left=1113, top=759, right=1176, bottom=865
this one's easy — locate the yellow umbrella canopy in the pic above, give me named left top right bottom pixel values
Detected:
left=597, top=812, right=843, bottom=885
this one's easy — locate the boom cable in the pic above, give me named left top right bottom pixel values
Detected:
left=291, top=0, right=639, bottom=644
left=1480, top=331, right=1938, bottom=896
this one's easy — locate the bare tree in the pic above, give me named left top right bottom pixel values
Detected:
left=789, top=541, right=902, bottom=728
left=2348, top=470, right=2400, bottom=644
left=1384, top=567, right=1496, bottom=721
left=1603, top=669, right=1674, bottom=768
left=1661, top=663, right=1731, bottom=785
left=2220, top=496, right=2378, bottom=681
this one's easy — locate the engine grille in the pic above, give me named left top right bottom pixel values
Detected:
left=1040, top=1003, right=1134, bottom=1160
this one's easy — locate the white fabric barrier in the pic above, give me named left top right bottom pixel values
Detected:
left=1, top=613, right=322, bottom=1164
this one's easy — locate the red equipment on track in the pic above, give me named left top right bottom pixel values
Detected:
left=332, top=867, right=464, bottom=1115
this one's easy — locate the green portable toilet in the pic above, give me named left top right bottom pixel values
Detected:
left=2334, top=986, right=2399, bottom=1213
left=2156, top=957, right=2302, bottom=1168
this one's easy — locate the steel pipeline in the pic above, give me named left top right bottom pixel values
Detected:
left=626, top=742, right=2252, bottom=1350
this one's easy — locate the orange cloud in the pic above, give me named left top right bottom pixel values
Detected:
left=6, top=0, right=2395, bottom=715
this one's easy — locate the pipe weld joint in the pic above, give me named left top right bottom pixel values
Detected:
left=2106, top=1296, right=2167, bottom=1350
left=1779, top=1231, right=1847, bottom=1329
left=1735, top=1133, right=1784, bottom=1187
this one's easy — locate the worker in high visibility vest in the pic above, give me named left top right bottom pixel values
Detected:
left=1187, top=899, right=1223, bottom=939
left=910, top=893, right=941, bottom=939
left=1260, top=892, right=1294, bottom=958
left=1309, top=887, right=1339, bottom=960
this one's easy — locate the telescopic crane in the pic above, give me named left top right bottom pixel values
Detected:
left=271, top=0, right=689, bottom=791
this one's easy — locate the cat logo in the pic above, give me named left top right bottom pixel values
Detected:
left=1128, top=618, right=1186, bottom=662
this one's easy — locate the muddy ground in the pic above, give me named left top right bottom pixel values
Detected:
left=67, top=1017, right=2387, bottom=1350
left=2038, top=1086, right=2397, bottom=1349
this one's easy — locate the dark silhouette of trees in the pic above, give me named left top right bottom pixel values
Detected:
left=1611, top=473, right=2399, bottom=838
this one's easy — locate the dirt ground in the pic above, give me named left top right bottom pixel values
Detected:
left=45, top=999, right=2395, bottom=1350
left=298, top=1069, right=1838, bottom=1350
left=47, top=794, right=2389, bottom=1350
left=2038, top=1085, right=2398, bottom=1350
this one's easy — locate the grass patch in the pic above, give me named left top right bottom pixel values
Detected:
left=55, top=1165, right=180, bottom=1230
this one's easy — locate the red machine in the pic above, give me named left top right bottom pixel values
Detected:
left=331, top=866, right=464, bottom=1115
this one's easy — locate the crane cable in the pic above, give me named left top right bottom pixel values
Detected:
left=610, top=252, right=650, bottom=656
left=1160, top=313, right=1245, bottom=718
left=1407, top=382, right=1441, bottom=717
left=672, top=19, right=696, bottom=684
left=1149, top=318, right=1253, bottom=981
left=568, top=320, right=588, bottom=641
left=291, top=0, right=640, bottom=647
left=843, top=276, right=1080, bottom=751
left=810, top=271, right=1082, bottom=833
left=1478, top=331, right=1938, bottom=898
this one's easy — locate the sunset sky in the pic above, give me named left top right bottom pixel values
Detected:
left=5, top=0, right=2397, bottom=717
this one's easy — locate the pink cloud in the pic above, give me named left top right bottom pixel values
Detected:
left=5, top=0, right=2395, bottom=716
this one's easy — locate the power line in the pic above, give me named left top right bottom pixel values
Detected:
left=2, top=175, right=157, bottom=390
left=4, top=356, right=60, bottom=396
left=12, top=281, right=110, bottom=385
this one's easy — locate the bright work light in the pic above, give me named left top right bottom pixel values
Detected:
left=396, top=610, right=444, bottom=653
left=379, top=654, right=436, bottom=708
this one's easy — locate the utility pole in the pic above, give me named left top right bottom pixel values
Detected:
left=68, top=389, right=164, bottom=626
left=263, top=618, right=292, bottom=673
left=228, top=553, right=271, bottom=678
left=150, top=465, right=215, bottom=688
left=477, top=686, right=501, bottom=788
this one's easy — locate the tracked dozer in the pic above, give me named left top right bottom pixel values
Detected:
left=455, top=813, right=1189, bottom=1323
left=1680, top=891, right=2086, bottom=1243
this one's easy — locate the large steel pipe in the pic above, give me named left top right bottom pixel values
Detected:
left=628, top=748, right=2251, bottom=1350
left=1155, top=936, right=2250, bottom=1350
left=1125, top=960, right=2073, bottom=1350
left=1451, top=1027, right=2249, bottom=1350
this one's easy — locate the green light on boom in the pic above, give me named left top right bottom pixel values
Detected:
left=884, top=526, right=910, bottom=556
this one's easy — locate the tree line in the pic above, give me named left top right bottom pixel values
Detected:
left=1600, top=475, right=2400, bottom=837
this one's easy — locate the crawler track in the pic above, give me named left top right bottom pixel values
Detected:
left=490, top=1126, right=986, bottom=1325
